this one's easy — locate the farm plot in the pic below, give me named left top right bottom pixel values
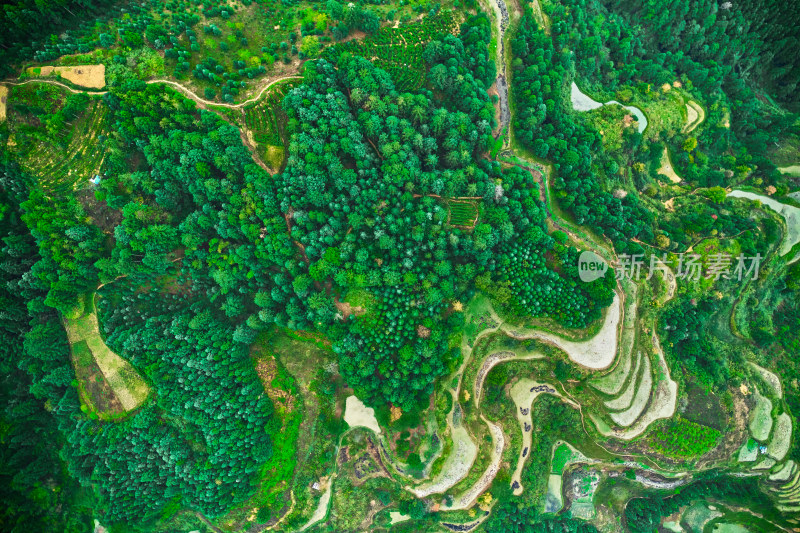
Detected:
left=749, top=389, right=774, bottom=442
left=27, top=64, right=106, bottom=89
left=323, top=13, right=458, bottom=92
left=65, top=296, right=149, bottom=413
left=682, top=100, right=706, bottom=133
left=242, top=79, right=297, bottom=170
left=767, top=413, right=792, bottom=461
left=738, top=439, right=758, bottom=463
left=447, top=200, right=480, bottom=228
left=658, top=147, right=682, bottom=183
left=609, top=354, right=652, bottom=427
left=71, top=339, right=126, bottom=418
left=11, top=96, right=108, bottom=191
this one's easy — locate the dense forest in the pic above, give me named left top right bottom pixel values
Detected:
left=1, top=0, right=799, bottom=530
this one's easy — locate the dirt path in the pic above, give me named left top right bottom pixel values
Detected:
left=2, top=74, right=302, bottom=109
left=145, top=75, right=303, bottom=109
left=2, top=75, right=300, bottom=174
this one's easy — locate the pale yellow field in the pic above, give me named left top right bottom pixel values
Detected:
left=64, top=297, right=149, bottom=412
left=27, top=64, right=106, bottom=89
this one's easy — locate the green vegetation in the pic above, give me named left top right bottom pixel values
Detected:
left=447, top=199, right=480, bottom=227
left=322, top=12, right=460, bottom=91
left=643, top=416, right=721, bottom=458
left=1, top=0, right=800, bottom=530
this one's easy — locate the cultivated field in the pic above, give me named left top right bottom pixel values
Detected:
left=64, top=296, right=149, bottom=415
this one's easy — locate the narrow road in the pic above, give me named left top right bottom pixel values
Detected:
left=1, top=74, right=302, bottom=109
left=2, top=74, right=303, bottom=173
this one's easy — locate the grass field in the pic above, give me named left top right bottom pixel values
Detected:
left=65, top=295, right=149, bottom=416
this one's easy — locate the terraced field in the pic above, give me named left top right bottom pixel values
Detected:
left=447, top=200, right=480, bottom=228
left=242, top=79, right=299, bottom=170
left=64, top=295, right=149, bottom=416
left=7, top=87, right=108, bottom=192
left=322, top=13, right=459, bottom=92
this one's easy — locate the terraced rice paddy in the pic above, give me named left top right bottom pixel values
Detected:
left=767, top=413, right=792, bottom=461
left=682, top=100, right=705, bottom=133
left=729, top=190, right=800, bottom=256
left=749, top=389, right=774, bottom=442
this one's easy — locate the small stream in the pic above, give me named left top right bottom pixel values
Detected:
left=491, top=0, right=511, bottom=135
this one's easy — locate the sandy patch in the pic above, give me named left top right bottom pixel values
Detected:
left=0, top=85, right=7, bottom=122
left=659, top=147, right=681, bottom=183
left=502, top=293, right=621, bottom=370
left=389, top=512, right=410, bottom=525
left=334, top=296, right=365, bottom=319
left=29, top=64, right=106, bottom=89
left=344, top=395, right=381, bottom=434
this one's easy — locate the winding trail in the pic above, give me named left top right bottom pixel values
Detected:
left=2, top=74, right=302, bottom=109
left=2, top=75, right=302, bottom=173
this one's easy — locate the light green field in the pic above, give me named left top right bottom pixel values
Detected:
left=749, top=390, right=773, bottom=442
left=683, top=502, right=722, bottom=533
left=65, top=295, right=149, bottom=413
left=543, top=474, right=563, bottom=514
left=767, top=413, right=793, bottom=461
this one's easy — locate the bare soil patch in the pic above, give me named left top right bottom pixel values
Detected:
left=0, top=85, right=7, bottom=122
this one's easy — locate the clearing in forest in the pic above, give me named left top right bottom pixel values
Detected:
left=242, top=79, right=299, bottom=170
left=6, top=84, right=108, bottom=190
left=0, top=85, right=7, bottom=122
left=27, top=64, right=106, bottom=89
left=447, top=199, right=480, bottom=228
left=658, top=147, right=681, bottom=183
left=64, top=295, right=149, bottom=414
